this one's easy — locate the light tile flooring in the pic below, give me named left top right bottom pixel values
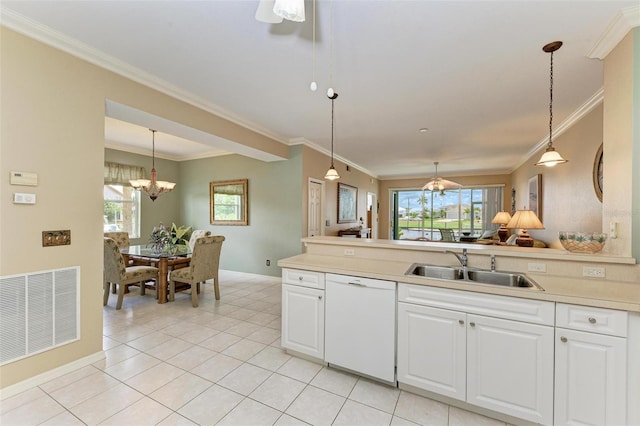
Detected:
left=1, top=271, right=509, bottom=426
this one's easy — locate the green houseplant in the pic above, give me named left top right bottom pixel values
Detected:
left=149, top=222, right=192, bottom=253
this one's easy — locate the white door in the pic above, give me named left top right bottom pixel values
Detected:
left=466, top=314, right=554, bottom=425
left=308, top=179, right=323, bottom=236
left=397, top=303, right=466, bottom=400
left=281, top=284, right=324, bottom=359
left=554, top=328, right=627, bottom=426
left=367, top=192, right=378, bottom=239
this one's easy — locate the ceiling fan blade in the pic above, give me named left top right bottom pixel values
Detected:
left=255, top=0, right=283, bottom=23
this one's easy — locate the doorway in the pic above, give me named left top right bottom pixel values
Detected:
left=367, top=192, right=378, bottom=239
left=308, top=178, right=324, bottom=237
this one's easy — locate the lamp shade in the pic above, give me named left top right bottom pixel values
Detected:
left=255, top=0, right=283, bottom=23
left=491, top=211, right=512, bottom=225
left=421, top=178, right=461, bottom=192
left=324, top=166, right=340, bottom=181
left=535, top=147, right=568, bottom=167
left=506, top=210, right=544, bottom=230
left=273, top=0, right=305, bottom=22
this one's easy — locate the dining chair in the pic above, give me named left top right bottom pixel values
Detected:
left=188, top=229, right=211, bottom=252
left=169, top=235, right=225, bottom=307
left=103, top=237, right=159, bottom=310
left=440, top=228, right=456, bottom=242
left=103, top=231, right=130, bottom=249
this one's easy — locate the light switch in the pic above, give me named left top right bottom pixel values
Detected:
left=42, top=230, right=71, bottom=247
left=13, top=193, right=36, bottom=204
left=10, top=171, right=38, bottom=186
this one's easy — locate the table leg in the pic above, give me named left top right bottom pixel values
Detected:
left=157, top=258, right=168, bottom=304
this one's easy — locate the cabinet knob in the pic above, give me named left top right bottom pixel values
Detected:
left=588, top=317, right=596, bottom=324
left=298, top=276, right=303, bottom=281
left=560, top=336, right=568, bottom=343
left=458, top=320, right=464, bottom=325
left=469, top=322, right=476, bottom=328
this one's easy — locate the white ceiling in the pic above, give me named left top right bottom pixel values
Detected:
left=1, top=1, right=637, bottom=178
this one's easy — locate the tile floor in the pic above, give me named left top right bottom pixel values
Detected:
left=1, top=270, right=509, bottom=426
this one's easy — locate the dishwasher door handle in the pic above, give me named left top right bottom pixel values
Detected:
left=347, top=281, right=366, bottom=287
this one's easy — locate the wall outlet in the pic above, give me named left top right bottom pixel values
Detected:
left=344, top=249, right=355, bottom=256
left=528, top=262, right=547, bottom=273
left=266, top=259, right=271, bottom=266
left=583, top=266, right=605, bottom=278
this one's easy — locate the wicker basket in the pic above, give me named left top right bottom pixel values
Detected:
left=559, top=232, right=606, bottom=253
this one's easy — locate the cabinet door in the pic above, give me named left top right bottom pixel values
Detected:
left=466, top=314, right=554, bottom=425
left=397, top=303, right=466, bottom=401
left=281, top=284, right=324, bottom=359
left=554, top=328, right=627, bottom=426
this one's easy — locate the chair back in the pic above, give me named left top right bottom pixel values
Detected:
left=104, top=237, right=127, bottom=282
left=104, top=232, right=130, bottom=249
left=190, top=235, right=225, bottom=283
left=440, top=228, right=455, bottom=241
left=189, top=229, right=211, bottom=252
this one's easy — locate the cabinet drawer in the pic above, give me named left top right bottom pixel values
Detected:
left=556, top=303, right=627, bottom=337
left=398, top=283, right=554, bottom=325
left=282, top=268, right=325, bottom=289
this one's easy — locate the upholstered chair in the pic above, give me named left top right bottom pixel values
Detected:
left=104, top=231, right=130, bottom=249
left=188, top=229, right=211, bottom=252
left=440, top=228, right=456, bottom=242
left=103, top=237, right=159, bottom=310
left=169, top=235, right=225, bottom=307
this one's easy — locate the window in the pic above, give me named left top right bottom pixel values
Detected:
left=390, top=186, right=503, bottom=240
left=103, top=184, right=140, bottom=238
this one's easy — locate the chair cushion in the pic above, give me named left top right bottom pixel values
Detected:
left=123, top=266, right=158, bottom=284
left=170, top=267, right=193, bottom=283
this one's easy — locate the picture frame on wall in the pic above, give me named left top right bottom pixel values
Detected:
left=528, top=174, right=542, bottom=221
left=337, top=183, right=358, bottom=223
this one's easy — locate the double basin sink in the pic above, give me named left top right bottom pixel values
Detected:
left=406, top=263, right=544, bottom=291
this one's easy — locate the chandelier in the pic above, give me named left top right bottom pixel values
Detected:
left=129, top=129, right=176, bottom=202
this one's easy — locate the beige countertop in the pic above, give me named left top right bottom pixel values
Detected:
left=278, top=253, right=640, bottom=313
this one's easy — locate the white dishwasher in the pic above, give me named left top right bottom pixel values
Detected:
left=325, top=273, right=396, bottom=383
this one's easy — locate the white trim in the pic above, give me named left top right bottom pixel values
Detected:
left=0, top=351, right=105, bottom=400
left=588, top=5, right=640, bottom=60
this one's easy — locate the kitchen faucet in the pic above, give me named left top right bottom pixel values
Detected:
left=445, top=249, right=468, bottom=268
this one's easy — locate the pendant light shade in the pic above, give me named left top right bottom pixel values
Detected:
left=422, top=162, right=460, bottom=194
left=130, top=129, right=176, bottom=202
left=273, top=0, right=305, bottom=22
left=536, top=41, right=568, bottom=167
left=324, top=92, right=340, bottom=181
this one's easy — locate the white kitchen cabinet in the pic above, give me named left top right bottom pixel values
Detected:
left=281, top=269, right=325, bottom=360
left=397, top=302, right=466, bottom=400
left=554, top=304, right=628, bottom=426
left=466, top=314, right=554, bottom=424
left=397, top=283, right=554, bottom=425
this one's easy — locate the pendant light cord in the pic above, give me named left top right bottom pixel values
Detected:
left=548, top=50, right=554, bottom=150
left=329, top=0, right=334, bottom=89
left=330, top=97, right=335, bottom=167
left=312, top=0, right=316, bottom=83
left=151, top=129, right=156, bottom=170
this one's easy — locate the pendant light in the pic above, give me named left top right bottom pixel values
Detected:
left=324, top=92, right=340, bottom=181
left=535, top=41, right=568, bottom=167
left=129, top=129, right=176, bottom=202
left=422, top=162, right=460, bottom=195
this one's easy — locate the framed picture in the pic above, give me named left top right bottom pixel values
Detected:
left=210, top=179, right=248, bottom=225
left=337, top=183, right=358, bottom=223
left=528, top=174, right=542, bottom=220
left=592, top=143, right=603, bottom=202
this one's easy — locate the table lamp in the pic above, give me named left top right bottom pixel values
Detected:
left=506, top=210, right=544, bottom=247
left=491, top=211, right=512, bottom=243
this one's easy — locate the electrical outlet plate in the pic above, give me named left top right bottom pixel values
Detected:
left=42, top=230, right=71, bottom=247
left=528, top=262, right=547, bottom=273
left=583, top=266, right=605, bottom=278
left=344, top=249, right=355, bottom=256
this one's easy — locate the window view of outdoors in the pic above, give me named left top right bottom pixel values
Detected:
left=103, top=184, right=140, bottom=238
left=391, top=187, right=503, bottom=241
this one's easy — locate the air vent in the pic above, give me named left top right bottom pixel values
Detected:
left=0, top=267, right=79, bottom=365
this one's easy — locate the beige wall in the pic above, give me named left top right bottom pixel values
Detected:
left=511, top=104, right=604, bottom=248
left=301, top=145, right=379, bottom=237
left=0, top=28, right=285, bottom=389
left=378, top=175, right=512, bottom=240
left=602, top=30, right=637, bottom=257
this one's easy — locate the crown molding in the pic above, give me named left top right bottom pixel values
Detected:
left=514, top=87, right=604, bottom=171
left=104, top=143, right=229, bottom=162
left=0, top=7, right=289, bottom=146
left=588, top=5, right=640, bottom=59
left=289, top=138, right=379, bottom=179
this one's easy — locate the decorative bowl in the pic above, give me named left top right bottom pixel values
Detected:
left=558, top=232, right=607, bottom=253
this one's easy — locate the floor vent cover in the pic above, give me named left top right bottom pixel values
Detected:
left=0, top=267, right=80, bottom=365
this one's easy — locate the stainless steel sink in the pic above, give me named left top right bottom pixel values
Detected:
left=407, top=264, right=464, bottom=280
left=405, top=263, right=543, bottom=290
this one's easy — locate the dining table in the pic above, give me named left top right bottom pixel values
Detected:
left=122, top=245, right=191, bottom=304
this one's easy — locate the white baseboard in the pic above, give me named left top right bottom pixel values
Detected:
left=0, top=350, right=105, bottom=400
